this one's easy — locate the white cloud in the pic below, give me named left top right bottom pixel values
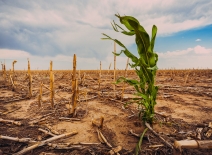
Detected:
left=157, top=45, right=212, bottom=69
left=0, top=49, right=30, bottom=58
left=194, top=45, right=211, bottom=54
left=0, top=0, right=212, bottom=69
left=196, top=39, right=201, bottom=41
left=0, top=0, right=212, bottom=57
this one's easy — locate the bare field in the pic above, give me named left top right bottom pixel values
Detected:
left=0, top=69, right=212, bottom=155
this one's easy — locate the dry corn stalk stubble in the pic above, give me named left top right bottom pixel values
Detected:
left=98, top=61, right=101, bottom=98
left=121, top=57, right=129, bottom=101
left=38, top=82, right=43, bottom=108
left=9, top=69, right=15, bottom=90
left=12, top=60, right=17, bottom=83
left=27, top=59, right=32, bottom=98
left=49, top=61, right=54, bottom=108
left=113, top=41, right=116, bottom=97
left=3, top=63, right=7, bottom=86
left=71, top=54, right=78, bottom=115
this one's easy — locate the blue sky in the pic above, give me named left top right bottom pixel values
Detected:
left=1, top=0, right=212, bottom=70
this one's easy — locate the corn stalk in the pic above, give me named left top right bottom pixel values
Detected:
left=49, top=61, right=54, bottom=108
left=98, top=61, right=101, bottom=98
left=121, top=57, right=129, bottom=101
left=113, top=41, right=116, bottom=97
left=12, top=60, right=17, bottom=84
left=38, top=82, right=43, bottom=108
left=71, top=54, right=78, bottom=114
left=3, top=63, right=6, bottom=85
left=1, top=63, right=3, bottom=74
left=108, top=63, right=111, bottom=74
left=27, top=59, right=32, bottom=98
left=78, top=69, right=81, bottom=81
left=9, top=69, right=15, bottom=90
left=102, top=14, right=158, bottom=124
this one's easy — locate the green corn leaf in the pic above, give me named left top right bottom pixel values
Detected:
left=123, top=49, right=138, bottom=63
left=114, top=22, right=125, bottom=31
left=134, top=84, right=142, bottom=93
left=134, top=92, right=148, bottom=100
left=147, top=65, right=158, bottom=71
left=113, top=49, right=138, bottom=64
left=125, top=79, right=139, bottom=85
left=148, top=51, right=156, bottom=67
left=101, top=33, right=112, bottom=40
left=139, top=57, right=149, bottom=67
left=130, top=58, right=140, bottom=68
left=113, top=39, right=126, bottom=48
left=150, top=25, right=157, bottom=52
left=111, top=22, right=118, bottom=32
left=115, top=76, right=126, bottom=84
left=138, top=128, right=148, bottom=151
left=116, top=15, right=139, bottom=31
left=155, top=53, right=158, bottom=63
left=121, top=30, right=135, bottom=36
left=112, top=50, right=123, bottom=56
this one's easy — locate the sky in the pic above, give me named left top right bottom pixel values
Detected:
left=1, top=0, right=212, bottom=70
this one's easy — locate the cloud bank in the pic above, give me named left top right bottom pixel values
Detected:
left=1, top=45, right=212, bottom=70
left=158, top=45, right=212, bottom=69
left=0, top=0, right=212, bottom=69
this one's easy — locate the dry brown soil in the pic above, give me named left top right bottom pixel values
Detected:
left=0, top=69, right=212, bottom=155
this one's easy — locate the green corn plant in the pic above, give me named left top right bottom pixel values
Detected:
left=102, top=14, right=158, bottom=124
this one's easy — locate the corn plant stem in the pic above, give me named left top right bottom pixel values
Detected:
left=71, top=54, right=77, bottom=114
left=108, top=63, right=111, bottom=74
left=3, top=64, right=6, bottom=85
left=78, top=69, right=80, bottom=80
left=39, top=82, right=43, bottom=107
left=50, top=72, right=54, bottom=107
left=72, top=54, right=76, bottom=88
left=98, top=61, right=101, bottom=98
left=71, top=79, right=78, bottom=114
left=50, top=61, right=54, bottom=108
left=9, top=74, right=15, bottom=90
left=27, top=59, right=32, bottom=98
left=136, top=128, right=148, bottom=154
left=1, top=64, right=3, bottom=75
left=12, top=60, right=17, bottom=84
